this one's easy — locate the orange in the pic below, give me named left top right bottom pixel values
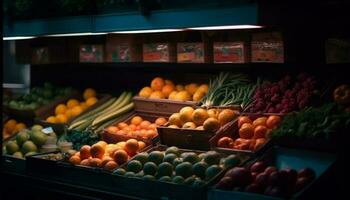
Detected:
left=90, top=158, right=102, bottom=167
left=140, top=120, right=151, bottom=129
left=179, top=106, right=195, bottom=123
left=168, top=91, right=178, bottom=100
left=113, top=149, right=129, bottom=165
left=197, top=84, right=209, bottom=93
left=101, top=156, right=114, bottom=167
left=86, top=97, right=98, bottom=107
left=56, top=114, right=68, bottom=123
left=155, top=117, right=167, bottom=126
left=207, top=109, right=219, bottom=119
left=150, top=77, right=165, bottom=91
left=80, top=102, right=88, bottom=110
left=67, top=99, right=80, bottom=108
left=252, top=117, right=267, bottom=128
left=124, top=139, right=139, bottom=155
left=193, top=90, right=206, bottom=102
left=148, top=123, right=157, bottom=130
left=139, top=129, right=148, bottom=139
left=90, top=144, right=105, bottom=159
left=74, top=152, right=80, bottom=157
left=238, top=116, right=253, bottom=128
left=5, top=119, right=17, bottom=133
left=168, top=113, right=183, bottom=127
left=55, top=104, right=67, bottom=115
left=117, top=122, right=128, bottom=129
left=185, top=83, right=199, bottom=96
left=96, top=141, right=108, bottom=149
left=80, top=145, right=91, bottom=160
left=71, top=106, right=83, bottom=117
left=218, top=109, right=238, bottom=126
left=106, top=126, right=119, bottom=134
left=83, top=88, right=96, bottom=100
left=14, top=123, right=26, bottom=132
left=131, top=116, right=143, bottom=125
left=80, top=159, right=91, bottom=166
left=161, top=84, right=175, bottom=98
left=146, top=129, right=157, bottom=139
left=174, top=91, right=191, bottom=101
left=165, top=79, right=175, bottom=86
left=65, top=109, right=73, bottom=119
left=104, top=161, right=118, bottom=171
left=138, top=141, right=146, bottom=150
left=176, top=84, right=185, bottom=91
left=168, top=125, right=179, bottom=128
left=254, top=138, right=266, bottom=151
left=239, top=123, right=254, bottom=139
left=254, top=125, right=268, bottom=139
left=129, top=124, right=137, bottom=131
left=266, top=115, right=281, bottom=129
left=149, top=91, right=165, bottom=99
left=116, top=141, right=126, bottom=150
left=192, top=108, right=209, bottom=126
left=139, top=87, right=153, bottom=98
left=69, top=155, right=81, bottom=165
left=46, top=116, right=57, bottom=123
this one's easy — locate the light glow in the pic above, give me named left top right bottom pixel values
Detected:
left=3, top=36, right=36, bottom=40
left=45, top=32, right=107, bottom=37
left=111, top=29, right=183, bottom=34
left=187, top=25, right=263, bottom=30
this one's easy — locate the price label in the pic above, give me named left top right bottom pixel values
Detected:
left=42, top=127, right=54, bottom=134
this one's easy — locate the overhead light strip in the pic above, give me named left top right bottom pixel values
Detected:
left=3, top=25, right=263, bottom=40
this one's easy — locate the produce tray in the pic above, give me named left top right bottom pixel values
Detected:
left=208, top=146, right=337, bottom=200
left=2, top=90, right=80, bottom=122
left=133, top=96, right=196, bottom=115
left=209, top=113, right=283, bottom=156
left=101, top=111, right=170, bottom=145
left=25, top=151, right=64, bottom=173
left=111, top=145, right=250, bottom=200
left=1, top=154, right=26, bottom=172
left=157, top=107, right=240, bottom=151
left=35, top=94, right=112, bottom=135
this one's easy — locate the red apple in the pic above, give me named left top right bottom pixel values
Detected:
left=250, top=161, right=266, bottom=173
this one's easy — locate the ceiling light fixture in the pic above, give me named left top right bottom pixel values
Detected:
left=3, top=36, right=36, bottom=40
left=111, top=29, right=183, bottom=34
left=187, top=25, right=263, bottom=30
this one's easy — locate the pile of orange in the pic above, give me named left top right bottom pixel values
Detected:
left=69, top=139, right=146, bottom=171
left=138, top=77, right=209, bottom=102
left=168, top=107, right=239, bottom=132
left=46, top=88, right=98, bottom=123
left=217, top=115, right=281, bottom=151
left=105, top=116, right=167, bottom=141
left=2, top=119, right=26, bottom=140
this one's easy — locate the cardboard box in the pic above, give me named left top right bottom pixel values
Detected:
left=213, top=42, right=247, bottom=63
left=79, top=45, right=104, bottom=63
left=177, top=43, right=206, bottom=63
left=143, top=43, right=176, bottom=62
left=251, top=32, right=284, bottom=63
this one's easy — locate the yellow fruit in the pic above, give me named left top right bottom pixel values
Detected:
left=71, top=106, right=83, bottom=117
left=197, top=84, right=209, bottom=93
left=168, top=91, right=178, bottom=100
left=86, top=97, right=98, bottom=107
left=65, top=109, right=73, bottom=119
left=5, top=119, right=17, bottom=132
left=149, top=91, right=165, bottom=99
left=193, top=90, right=206, bottom=102
left=175, top=91, right=191, bottom=101
left=56, top=114, right=68, bottom=123
left=203, top=118, right=220, bottom=132
left=176, top=84, right=185, bottom=91
left=14, top=123, right=26, bottom=133
left=207, top=109, right=219, bottom=119
left=83, top=88, right=96, bottom=100
left=139, top=87, right=153, bottom=98
left=151, top=77, right=165, bottom=91
left=179, top=106, right=194, bottom=123
left=161, top=84, right=175, bottom=98
left=218, top=109, right=238, bottom=126
left=192, top=108, right=209, bottom=126
left=182, top=122, right=196, bottom=129
left=185, top=83, right=199, bottom=96
left=46, top=116, right=57, bottom=123
left=67, top=99, right=80, bottom=108
left=168, top=113, right=183, bottom=127
left=55, top=104, right=67, bottom=115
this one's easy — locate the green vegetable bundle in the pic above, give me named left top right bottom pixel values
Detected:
left=271, top=103, right=350, bottom=140
left=200, top=72, right=258, bottom=109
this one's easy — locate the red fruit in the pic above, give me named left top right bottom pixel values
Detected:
left=295, top=177, right=312, bottom=192
left=268, top=171, right=280, bottom=186
left=244, top=183, right=262, bottom=194
left=297, top=168, right=316, bottom=180
left=250, top=161, right=266, bottom=173
left=225, top=167, right=253, bottom=187
left=251, top=172, right=258, bottom=182
left=255, top=172, right=269, bottom=188
left=217, top=137, right=234, bottom=148
left=264, top=166, right=277, bottom=175
left=216, top=176, right=234, bottom=190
